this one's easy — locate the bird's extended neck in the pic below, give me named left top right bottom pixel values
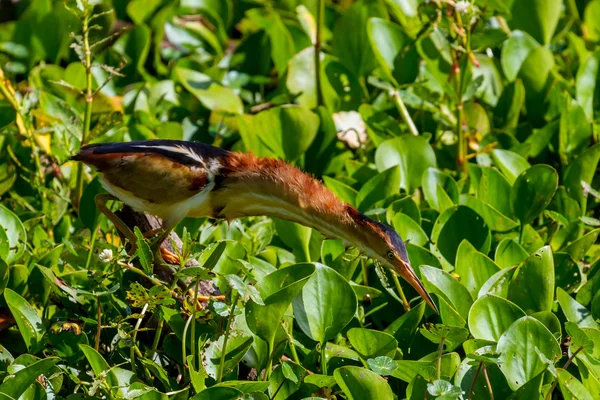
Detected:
left=212, top=153, right=372, bottom=248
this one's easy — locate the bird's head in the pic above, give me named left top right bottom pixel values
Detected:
left=357, top=218, right=439, bottom=314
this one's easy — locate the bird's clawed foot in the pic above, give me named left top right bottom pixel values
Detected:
left=159, top=247, right=180, bottom=265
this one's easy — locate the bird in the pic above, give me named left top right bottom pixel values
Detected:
left=72, top=139, right=438, bottom=313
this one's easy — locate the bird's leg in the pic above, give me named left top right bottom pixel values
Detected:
left=95, top=194, right=138, bottom=253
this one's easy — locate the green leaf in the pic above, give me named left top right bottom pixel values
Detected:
left=468, top=295, right=526, bottom=341
left=564, top=143, right=600, bottom=213
left=0, top=205, right=27, bottom=264
left=491, top=149, right=531, bottom=185
left=422, top=168, right=458, bottom=213
left=374, top=136, right=437, bottom=193
left=421, top=266, right=473, bottom=323
left=79, top=344, right=120, bottom=393
left=497, top=316, right=561, bottom=391
left=347, top=328, right=398, bottom=361
left=175, top=66, right=243, bottom=114
left=367, top=356, right=398, bottom=376
left=495, top=238, right=529, bottom=268
left=427, top=379, right=463, bottom=399
left=334, top=366, right=394, bottom=400
left=356, top=166, right=400, bottom=211
left=565, top=322, right=594, bottom=354
left=509, top=0, right=562, bottom=45
left=557, top=368, right=595, bottom=400
left=367, top=18, right=416, bottom=85
left=557, top=287, right=599, bottom=328
left=4, top=289, right=45, bottom=353
left=562, top=229, right=600, bottom=261
left=238, top=105, right=320, bottom=162
left=455, top=240, right=501, bottom=297
left=332, top=0, right=388, bottom=77
left=462, top=196, right=519, bottom=232
left=419, top=324, right=470, bottom=351
left=205, top=332, right=253, bottom=379
left=293, top=263, right=357, bottom=343
left=268, top=361, right=306, bottom=400
left=501, top=30, right=539, bottom=82
left=507, top=246, right=555, bottom=313
left=576, top=51, right=600, bottom=121
left=391, top=213, right=428, bottom=247
left=0, top=357, right=59, bottom=399
left=246, top=263, right=315, bottom=349
left=431, top=205, right=490, bottom=267
left=323, top=176, right=358, bottom=207
left=134, top=227, right=153, bottom=274
left=511, top=165, right=558, bottom=226
left=273, top=218, right=312, bottom=262
left=191, top=387, right=243, bottom=400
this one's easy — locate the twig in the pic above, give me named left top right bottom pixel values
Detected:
left=483, top=365, right=494, bottom=400
left=95, top=295, right=102, bottom=352
left=391, top=90, right=419, bottom=136
left=314, top=0, right=324, bottom=107
left=392, top=273, right=411, bottom=312
left=468, top=361, right=483, bottom=399
left=216, top=291, right=240, bottom=383
left=545, top=346, right=584, bottom=400
left=436, top=337, right=445, bottom=380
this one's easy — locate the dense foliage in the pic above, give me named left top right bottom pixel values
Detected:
left=1, top=0, right=600, bottom=398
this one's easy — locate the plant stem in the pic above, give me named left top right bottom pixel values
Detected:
left=95, top=295, right=102, bottom=352
left=130, top=303, right=149, bottom=375
left=483, top=366, right=494, bottom=400
left=85, top=227, right=98, bottom=270
left=271, top=378, right=288, bottom=400
left=285, top=322, right=301, bottom=365
left=314, top=0, right=324, bottom=107
left=456, top=100, right=465, bottom=171
left=545, top=346, right=583, bottom=400
left=361, top=259, right=369, bottom=286
left=320, top=341, right=328, bottom=375
left=436, top=337, right=445, bottom=380
left=74, top=13, right=95, bottom=210
left=392, top=90, right=419, bottom=136
left=392, top=273, right=411, bottom=312
left=217, top=291, right=240, bottom=383
left=468, top=361, right=483, bottom=400
left=182, top=313, right=193, bottom=382
left=190, top=278, right=200, bottom=372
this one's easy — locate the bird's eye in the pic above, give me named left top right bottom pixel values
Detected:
left=386, top=251, right=395, bottom=260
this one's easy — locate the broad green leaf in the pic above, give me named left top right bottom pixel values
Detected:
left=0, top=357, right=59, bottom=399
left=462, top=196, right=519, bottom=232
left=323, top=176, right=358, bottom=207
left=367, top=356, right=397, bottom=376
left=273, top=219, right=312, bottom=262
left=391, top=213, right=428, bottom=246
left=431, top=206, right=491, bottom=266
left=495, top=238, right=529, bottom=268
left=205, top=333, right=253, bottom=379
left=519, top=46, right=555, bottom=125
left=191, top=387, right=243, bottom=400
left=455, top=240, right=500, bottom=297
left=497, top=316, right=561, bottom=391
left=268, top=361, right=306, bottom=400
left=367, top=18, right=416, bottom=85
left=427, top=379, right=463, bottom=399
left=334, top=366, right=394, bottom=400
left=501, top=30, right=539, bottom=82
left=246, top=263, right=315, bottom=349
left=509, top=0, right=562, bottom=45
left=455, top=358, right=512, bottom=400
left=386, top=196, right=421, bottom=225
left=419, top=324, right=470, bottom=350
left=332, top=0, right=388, bottom=77
left=421, top=265, right=473, bottom=322
left=557, top=287, right=599, bottom=328
left=507, top=246, right=555, bottom=313
left=347, top=328, right=398, bottom=361
left=0, top=205, right=27, bottom=264
left=491, top=149, right=531, bottom=185
left=238, top=105, right=319, bottom=162
left=475, top=166, right=513, bottom=218
left=478, top=266, right=518, bottom=299
left=565, top=322, right=594, bottom=354
left=293, top=263, right=357, bottom=343
left=511, top=165, right=558, bottom=226
left=246, top=8, right=294, bottom=77
left=562, top=229, right=600, bottom=261
left=576, top=51, right=600, bottom=120
left=175, top=67, right=243, bottom=114
left=374, top=136, right=437, bottom=193
left=564, top=143, right=600, bottom=213
left=422, top=168, right=458, bottom=213
left=557, top=368, right=595, bottom=400
left=4, top=289, right=44, bottom=353
left=356, top=166, right=400, bottom=211
left=79, top=345, right=120, bottom=393
left=468, top=295, right=526, bottom=341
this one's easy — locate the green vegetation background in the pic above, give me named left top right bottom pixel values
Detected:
left=0, top=0, right=599, bottom=398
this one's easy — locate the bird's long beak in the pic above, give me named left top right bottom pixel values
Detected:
left=394, top=258, right=439, bottom=314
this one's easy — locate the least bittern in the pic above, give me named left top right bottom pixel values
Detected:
left=72, top=140, right=438, bottom=313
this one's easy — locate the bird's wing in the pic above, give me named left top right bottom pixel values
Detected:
left=72, top=140, right=229, bottom=205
